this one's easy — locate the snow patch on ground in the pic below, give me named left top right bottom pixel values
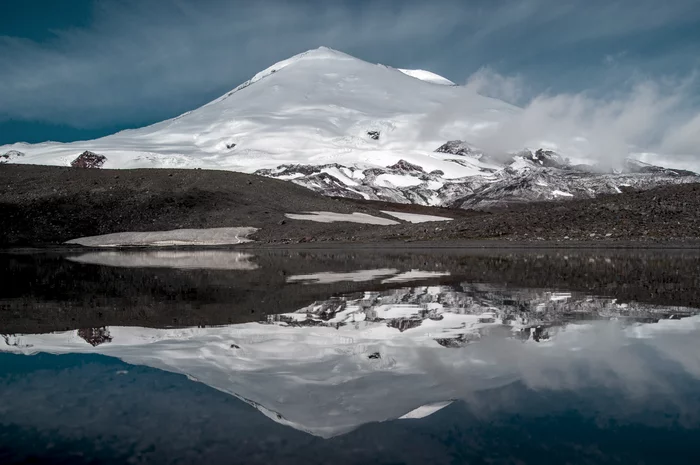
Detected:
left=321, top=167, right=359, bottom=186
left=285, top=212, right=399, bottom=225
left=381, top=211, right=453, bottom=223
left=375, top=173, right=423, bottom=188
left=65, top=227, right=258, bottom=247
left=68, top=251, right=258, bottom=270
left=426, top=180, right=444, bottom=190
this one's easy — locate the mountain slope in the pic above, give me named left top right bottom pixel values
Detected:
left=2, top=47, right=697, bottom=208
left=2, top=47, right=513, bottom=173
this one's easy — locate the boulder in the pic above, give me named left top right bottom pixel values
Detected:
left=71, top=151, right=107, bottom=169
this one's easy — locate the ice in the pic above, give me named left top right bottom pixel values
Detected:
left=65, top=227, right=258, bottom=247
left=284, top=211, right=399, bottom=225
left=380, top=211, right=453, bottom=223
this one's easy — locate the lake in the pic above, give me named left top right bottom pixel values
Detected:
left=1, top=248, right=700, bottom=464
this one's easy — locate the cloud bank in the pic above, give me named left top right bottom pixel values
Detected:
left=464, top=69, right=700, bottom=169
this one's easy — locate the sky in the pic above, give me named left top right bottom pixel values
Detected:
left=1, top=0, right=700, bottom=153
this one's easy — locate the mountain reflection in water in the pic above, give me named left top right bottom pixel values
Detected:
left=1, top=248, right=700, bottom=464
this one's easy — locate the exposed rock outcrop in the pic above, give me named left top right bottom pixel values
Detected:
left=388, top=159, right=425, bottom=174
left=435, top=140, right=480, bottom=158
left=71, top=151, right=107, bottom=169
left=1, top=150, right=24, bottom=163
left=78, top=327, right=113, bottom=346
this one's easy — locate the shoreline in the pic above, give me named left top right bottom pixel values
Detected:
left=5, top=239, right=700, bottom=254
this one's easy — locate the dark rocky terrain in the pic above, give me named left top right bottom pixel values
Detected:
left=0, top=164, right=468, bottom=247
left=1, top=164, right=700, bottom=247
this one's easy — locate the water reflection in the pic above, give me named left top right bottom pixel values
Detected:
left=3, top=248, right=700, bottom=334
left=3, top=278, right=700, bottom=438
left=67, top=250, right=259, bottom=270
left=2, top=248, right=700, bottom=464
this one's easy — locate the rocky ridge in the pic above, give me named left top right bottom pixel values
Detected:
left=256, top=141, right=699, bottom=209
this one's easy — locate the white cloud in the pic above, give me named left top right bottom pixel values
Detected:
left=465, top=67, right=526, bottom=105
left=463, top=69, right=700, bottom=169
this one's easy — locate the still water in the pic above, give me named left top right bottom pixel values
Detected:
left=1, top=248, right=700, bottom=464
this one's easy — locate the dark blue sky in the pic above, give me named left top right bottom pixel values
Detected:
left=1, top=0, right=699, bottom=145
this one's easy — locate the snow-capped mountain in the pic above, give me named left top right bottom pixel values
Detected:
left=255, top=147, right=698, bottom=208
left=2, top=47, right=697, bottom=208
left=3, top=282, right=698, bottom=438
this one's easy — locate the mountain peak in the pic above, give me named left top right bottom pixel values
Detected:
left=304, top=46, right=352, bottom=57
left=230, top=46, right=358, bottom=93
left=280, top=46, right=357, bottom=64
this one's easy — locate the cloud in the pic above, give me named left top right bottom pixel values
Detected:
left=424, top=318, right=700, bottom=423
left=462, top=69, right=700, bottom=169
left=465, top=67, right=527, bottom=105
